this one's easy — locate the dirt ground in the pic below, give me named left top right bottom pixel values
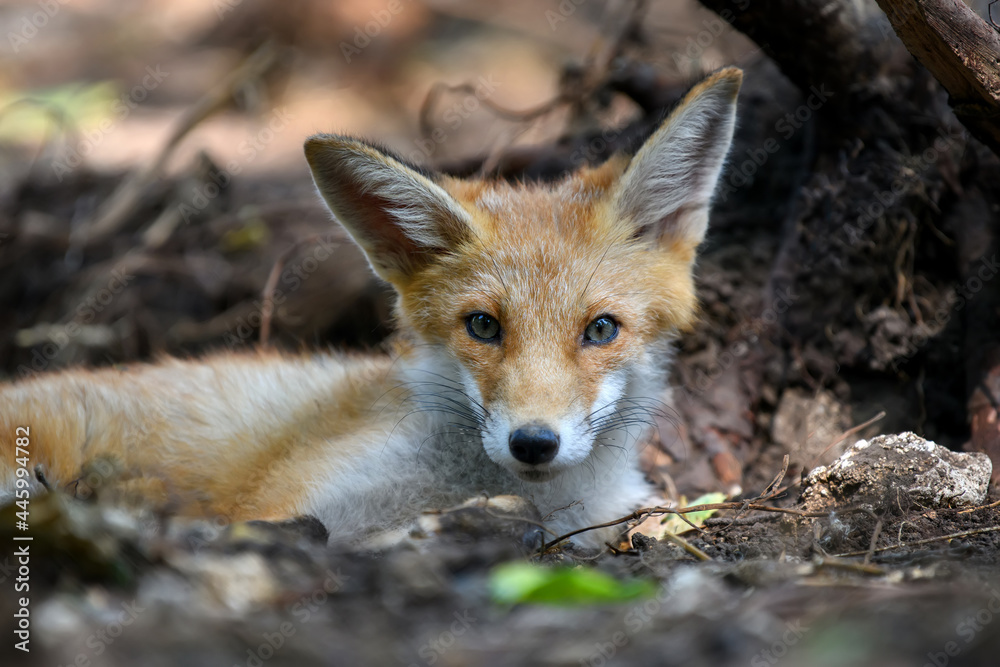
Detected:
left=2, top=0, right=1000, bottom=665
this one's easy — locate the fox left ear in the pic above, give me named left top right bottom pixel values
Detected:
left=611, top=67, right=742, bottom=249
left=304, top=135, right=474, bottom=285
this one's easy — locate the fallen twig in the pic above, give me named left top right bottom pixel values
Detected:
left=865, top=518, right=884, bottom=566
left=760, top=454, right=790, bottom=499
left=543, top=499, right=827, bottom=551
left=663, top=532, right=713, bottom=561
left=541, top=455, right=835, bottom=550
left=957, top=499, right=1000, bottom=514
left=807, top=411, right=886, bottom=472
left=84, top=42, right=278, bottom=242
left=259, top=234, right=326, bottom=347
left=875, top=0, right=1000, bottom=157
left=815, top=556, right=887, bottom=576
left=834, top=525, right=1000, bottom=558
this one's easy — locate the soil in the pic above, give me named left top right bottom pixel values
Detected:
left=4, top=479, right=1000, bottom=667
left=2, top=1, right=1000, bottom=665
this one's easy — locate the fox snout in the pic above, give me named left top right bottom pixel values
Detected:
left=508, top=424, right=559, bottom=466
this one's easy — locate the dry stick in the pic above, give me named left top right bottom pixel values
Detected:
left=258, top=234, right=325, bottom=347
left=422, top=0, right=647, bottom=177
left=140, top=204, right=185, bottom=249
left=865, top=518, right=884, bottom=566
left=478, top=2, right=647, bottom=175
left=418, top=83, right=568, bottom=140
left=542, top=508, right=662, bottom=551
left=807, top=411, right=887, bottom=473
left=669, top=508, right=707, bottom=534
left=958, top=499, right=1000, bottom=514
left=542, top=457, right=829, bottom=553
left=875, top=0, right=1000, bottom=157
left=834, top=525, right=1000, bottom=558
left=542, top=503, right=828, bottom=551
left=84, top=43, right=278, bottom=242
left=815, top=557, right=886, bottom=576
left=663, top=532, right=712, bottom=561
left=761, top=454, right=790, bottom=499
left=415, top=0, right=642, bottom=138
left=704, top=514, right=783, bottom=527
left=728, top=503, right=828, bottom=517
left=707, top=455, right=791, bottom=532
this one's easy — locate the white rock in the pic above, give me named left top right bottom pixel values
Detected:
left=802, top=432, right=992, bottom=510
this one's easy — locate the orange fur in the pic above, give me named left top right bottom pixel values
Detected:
left=0, top=68, right=743, bottom=547
left=0, top=350, right=396, bottom=520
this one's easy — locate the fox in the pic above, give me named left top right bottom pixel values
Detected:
left=0, top=68, right=742, bottom=549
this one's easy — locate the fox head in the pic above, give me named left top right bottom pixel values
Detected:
left=305, top=68, right=741, bottom=482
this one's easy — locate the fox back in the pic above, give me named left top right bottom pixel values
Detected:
left=0, top=68, right=742, bottom=547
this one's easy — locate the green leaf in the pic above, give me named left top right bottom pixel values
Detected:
left=658, top=492, right=727, bottom=536
left=0, top=82, right=119, bottom=142
left=220, top=215, right=270, bottom=252
left=489, top=562, right=656, bottom=606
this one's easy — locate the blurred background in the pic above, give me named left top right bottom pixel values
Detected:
left=1, top=0, right=999, bottom=501
left=4, top=2, right=1000, bottom=666
left=0, top=0, right=760, bottom=362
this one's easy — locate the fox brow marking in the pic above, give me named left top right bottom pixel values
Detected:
left=484, top=252, right=509, bottom=293
left=577, top=240, right=617, bottom=304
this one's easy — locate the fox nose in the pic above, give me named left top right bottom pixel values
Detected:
left=509, top=425, right=559, bottom=465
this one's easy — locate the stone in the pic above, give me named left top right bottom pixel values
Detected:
left=801, top=432, right=992, bottom=511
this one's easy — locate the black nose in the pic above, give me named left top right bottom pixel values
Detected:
left=509, top=426, right=559, bottom=465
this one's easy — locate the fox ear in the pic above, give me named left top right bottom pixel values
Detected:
left=304, top=135, right=474, bottom=284
left=611, top=67, right=741, bottom=249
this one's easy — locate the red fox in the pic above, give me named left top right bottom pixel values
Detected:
left=0, top=68, right=742, bottom=548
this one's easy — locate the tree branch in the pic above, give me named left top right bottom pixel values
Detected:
left=875, top=0, right=1000, bottom=156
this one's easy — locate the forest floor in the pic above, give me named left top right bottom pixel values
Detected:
left=2, top=0, right=1000, bottom=665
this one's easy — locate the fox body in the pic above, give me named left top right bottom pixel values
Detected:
left=0, top=69, right=742, bottom=547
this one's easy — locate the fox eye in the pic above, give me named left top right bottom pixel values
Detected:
left=584, top=316, right=618, bottom=344
left=466, top=313, right=501, bottom=342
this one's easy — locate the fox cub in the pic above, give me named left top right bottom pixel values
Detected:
left=0, top=68, right=741, bottom=547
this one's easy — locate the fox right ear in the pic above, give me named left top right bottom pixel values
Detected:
left=610, top=67, right=741, bottom=252
left=304, top=135, right=474, bottom=285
